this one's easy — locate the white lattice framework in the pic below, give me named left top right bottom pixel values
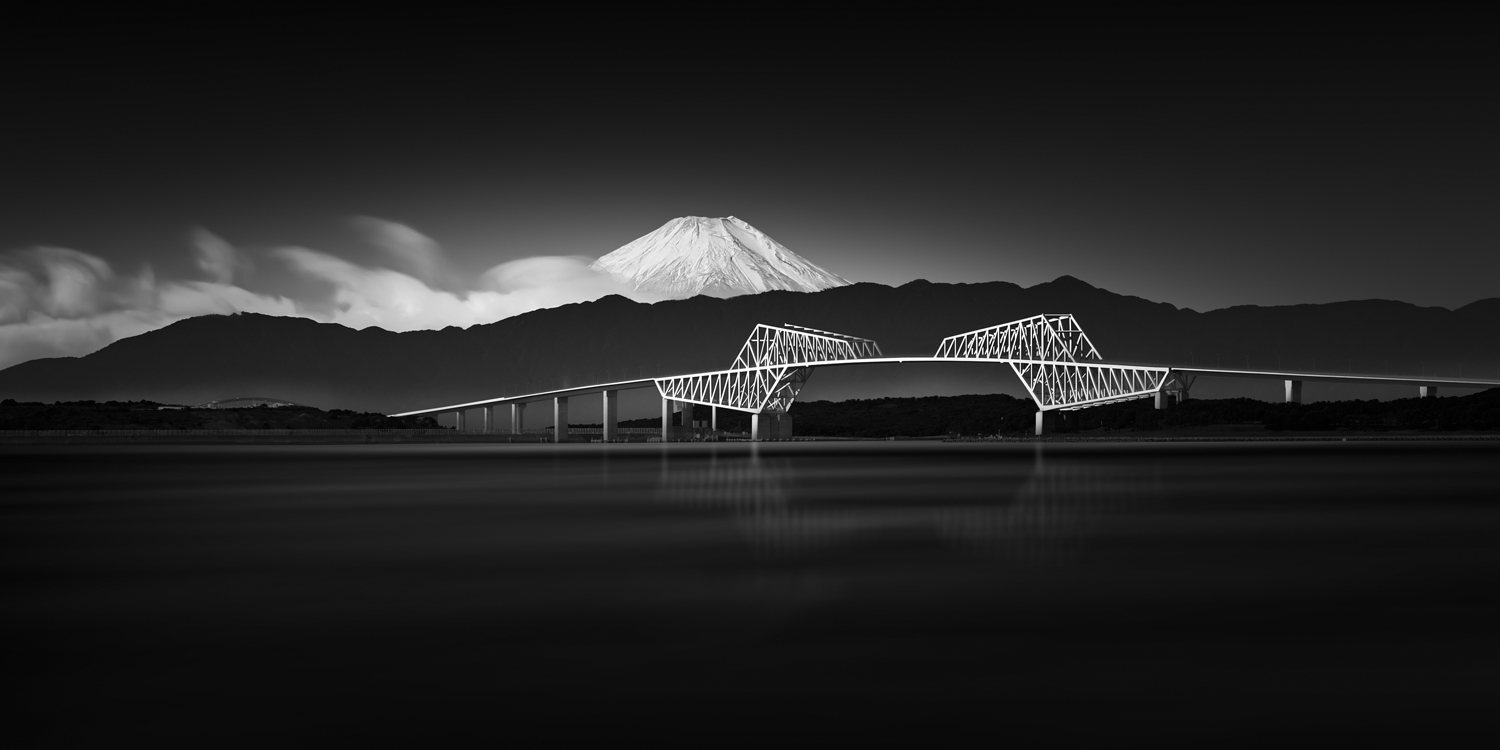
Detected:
left=658, top=315, right=1170, bottom=415
left=658, top=324, right=880, bottom=414
left=732, top=324, right=882, bottom=368
left=934, top=315, right=1169, bottom=411
left=934, top=314, right=1101, bottom=361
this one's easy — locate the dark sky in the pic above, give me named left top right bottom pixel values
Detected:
left=4, top=9, right=1497, bottom=332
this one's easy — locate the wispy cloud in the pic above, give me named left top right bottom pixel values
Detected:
left=351, top=216, right=444, bottom=286
left=0, top=219, right=657, bottom=371
left=191, top=228, right=251, bottom=285
left=0, top=247, right=115, bottom=321
left=0, top=240, right=298, bottom=370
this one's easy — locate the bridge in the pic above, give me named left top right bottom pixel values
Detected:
left=390, top=314, right=1500, bottom=438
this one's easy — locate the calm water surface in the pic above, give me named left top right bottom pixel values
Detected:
left=4, top=441, right=1499, bottom=743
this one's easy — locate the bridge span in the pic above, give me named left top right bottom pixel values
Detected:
left=390, top=315, right=1500, bottom=438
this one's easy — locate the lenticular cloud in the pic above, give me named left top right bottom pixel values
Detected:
left=0, top=219, right=662, bottom=371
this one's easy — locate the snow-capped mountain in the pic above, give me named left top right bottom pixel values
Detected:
left=591, top=216, right=850, bottom=297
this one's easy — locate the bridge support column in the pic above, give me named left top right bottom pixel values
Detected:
left=552, top=397, right=569, bottom=443
left=751, top=413, right=761, bottom=441
left=553, top=397, right=569, bottom=443
left=758, top=413, right=789, bottom=440
left=1284, top=379, right=1303, bottom=404
left=482, top=406, right=493, bottom=433
left=455, top=410, right=467, bottom=432
left=1034, top=410, right=1056, bottom=436
left=510, top=403, right=526, bottom=434
left=602, top=390, right=618, bottom=442
left=711, top=406, right=718, bottom=433
left=1420, top=386, right=1437, bottom=398
left=1158, top=372, right=1192, bottom=408
left=661, top=398, right=673, bottom=442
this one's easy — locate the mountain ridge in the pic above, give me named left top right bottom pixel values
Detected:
left=2, top=278, right=1496, bottom=413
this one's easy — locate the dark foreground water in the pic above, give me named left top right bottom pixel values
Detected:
left=4, top=441, right=1499, bottom=744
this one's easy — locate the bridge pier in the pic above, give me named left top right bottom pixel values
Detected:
left=455, top=409, right=467, bottom=432
left=1157, top=372, right=1193, bottom=409
left=1420, top=386, right=1437, bottom=398
left=658, top=398, right=693, bottom=442
left=511, top=403, right=526, bottom=434
left=553, top=397, right=569, bottom=443
left=711, top=406, right=718, bottom=432
left=602, top=390, right=618, bottom=442
left=482, top=405, right=493, bottom=433
left=1034, top=410, right=1056, bottom=436
left=747, top=413, right=791, bottom=440
left=1285, top=379, right=1303, bottom=404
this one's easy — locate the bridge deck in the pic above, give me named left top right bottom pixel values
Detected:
left=388, top=357, right=1500, bottom=418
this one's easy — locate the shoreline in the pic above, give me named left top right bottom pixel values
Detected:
left=4, top=430, right=1500, bottom=445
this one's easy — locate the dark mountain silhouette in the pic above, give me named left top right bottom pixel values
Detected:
left=1, top=277, right=1496, bottom=414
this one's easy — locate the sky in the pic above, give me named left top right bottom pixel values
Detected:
left=2, top=10, right=1496, bottom=370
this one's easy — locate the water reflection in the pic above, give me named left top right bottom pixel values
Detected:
left=656, top=449, right=855, bottom=555
left=655, top=448, right=789, bottom=510
left=10, top=443, right=1500, bottom=741
left=656, top=444, right=1157, bottom=562
left=936, top=447, right=1160, bottom=564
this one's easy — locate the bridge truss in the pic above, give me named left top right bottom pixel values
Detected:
left=655, top=315, right=1169, bottom=415
left=934, top=314, right=1101, bottom=362
left=932, top=314, right=1169, bottom=411
left=657, top=324, right=880, bottom=414
left=394, top=309, right=1500, bottom=440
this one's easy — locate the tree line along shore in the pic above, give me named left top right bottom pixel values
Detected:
left=0, top=400, right=439, bottom=431
left=5, top=389, right=1499, bottom=438
left=14, top=389, right=1488, bottom=438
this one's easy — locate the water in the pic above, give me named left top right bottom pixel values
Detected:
left=4, top=441, right=1498, bottom=742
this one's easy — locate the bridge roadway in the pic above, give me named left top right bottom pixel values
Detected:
left=389, top=356, right=1500, bottom=441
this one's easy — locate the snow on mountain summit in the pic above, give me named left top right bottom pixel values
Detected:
left=590, top=216, right=850, bottom=297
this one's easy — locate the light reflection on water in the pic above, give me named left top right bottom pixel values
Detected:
left=656, top=443, right=1156, bottom=563
left=5, top=441, right=1500, bottom=742
left=935, top=447, right=1160, bottom=564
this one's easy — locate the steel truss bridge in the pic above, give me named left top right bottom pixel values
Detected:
left=391, top=314, right=1500, bottom=439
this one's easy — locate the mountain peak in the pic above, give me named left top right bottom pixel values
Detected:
left=1047, top=274, right=1095, bottom=288
left=590, top=216, right=850, bottom=298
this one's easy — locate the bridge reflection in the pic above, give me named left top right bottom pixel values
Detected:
left=934, top=448, right=1162, bottom=565
left=655, top=446, right=1159, bottom=562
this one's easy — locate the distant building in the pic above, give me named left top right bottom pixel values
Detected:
left=193, top=397, right=304, bottom=409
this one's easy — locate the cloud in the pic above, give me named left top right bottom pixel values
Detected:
left=274, top=246, right=504, bottom=331
left=482, top=255, right=617, bottom=293
left=273, top=244, right=657, bottom=333
left=0, top=218, right=663, bottom=371
left=0, top=242, right=297, bottom=370
left=0, top=247, right=114, bottom=322
left=351, top=216, right=443, bottom=285
left=0, top=315, right=118, bottom=367
left=191, top=228, right=250, bottom=284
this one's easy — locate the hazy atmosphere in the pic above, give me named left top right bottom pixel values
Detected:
left=3, top=10, right=1496, bottom=371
